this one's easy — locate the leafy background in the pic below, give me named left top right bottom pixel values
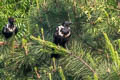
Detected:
left=0, top=0, right=120, bottom=80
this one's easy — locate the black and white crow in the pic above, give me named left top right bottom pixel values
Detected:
left=51, top=21, right=72, bottom=58
left=2, top=17, right=18, bottom=39
left=53, top=21, right=72, bottom=48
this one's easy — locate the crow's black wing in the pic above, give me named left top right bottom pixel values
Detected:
left=15, top=27, right=18, bottom=35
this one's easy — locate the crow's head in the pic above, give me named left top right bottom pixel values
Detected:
left=8, top=17, right=15, bottom=24
left=62, top=21, right=72, bottom=27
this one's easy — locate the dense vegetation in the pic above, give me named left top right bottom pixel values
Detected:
left=0, top=0, right=120, bottom=80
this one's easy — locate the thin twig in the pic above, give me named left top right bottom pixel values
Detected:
left=68, top=52, right=96, bottom=74
left=35, top=67, right=41, bottom=79
left=0, top=42, right=6, bottom=45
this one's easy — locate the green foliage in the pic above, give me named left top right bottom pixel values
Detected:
left=59, top=66, right=66, bottom=80
left=0, top=0, right=120, bottom=80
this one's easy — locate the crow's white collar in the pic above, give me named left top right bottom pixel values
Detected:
left=58, top=25, right=64, bottom=37
left=6, top=24, right=16, bottom=32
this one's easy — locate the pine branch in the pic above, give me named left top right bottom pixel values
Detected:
left=30, top=36, right=69, bottom=56
left=1, top=36, right=96, bottom=76
left=69, top=52, right=96, bottom=74
left=30, top=36, right=96, bottom=75
left=0, top=41, right=21, bottom=49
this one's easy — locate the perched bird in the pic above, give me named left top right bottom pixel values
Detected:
left=2, top=17, right=18, bottom=39
left=53, top=21, right=72, bottom=48
left=51, top=21, right=72, bottom=58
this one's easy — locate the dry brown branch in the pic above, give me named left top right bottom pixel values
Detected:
left=0, top=42, right=6, bottom=45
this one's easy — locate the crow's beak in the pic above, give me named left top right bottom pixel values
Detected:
left=69, top=22, right=72, bottom=25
